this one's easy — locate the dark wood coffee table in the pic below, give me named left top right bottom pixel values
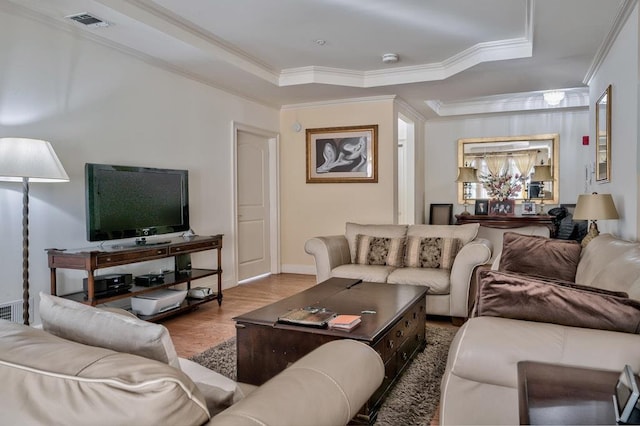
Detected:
left=233, top=277, right=427, bottom=423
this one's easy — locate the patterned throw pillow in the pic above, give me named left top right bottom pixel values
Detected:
left=354, top=234, right=405, bottom=267
left=404, top=236, right=460, bottom=269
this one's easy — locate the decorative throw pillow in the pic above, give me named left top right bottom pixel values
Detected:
left=39, top=292, right=180, bottom=369
left=354, top=234, right=404, bottom=266
left=474, top=270, right=640, bottom=334
left=499, top=232, right=582, bottom=282
left=404, top=236, right=460, bottom=269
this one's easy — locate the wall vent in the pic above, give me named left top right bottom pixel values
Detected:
left=66, top=13, right=111, bottom=28
left=0, top=299, right=31, bottom=323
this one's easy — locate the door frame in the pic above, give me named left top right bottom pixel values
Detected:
left=232, top=122, right=281, bottom=283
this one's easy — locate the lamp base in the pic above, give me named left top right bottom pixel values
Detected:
left=581, top=221, right=599, bottom=248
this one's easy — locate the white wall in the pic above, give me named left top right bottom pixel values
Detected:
left=0, top=6, right=279, bottom=321
left=425, top=109, right=590, bottom=216
left=588, top=3, right=639, bottom=240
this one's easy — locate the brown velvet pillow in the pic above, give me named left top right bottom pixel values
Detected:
left=475, top=270, right=640, bottom=334
left=499, top=232, right=582, bottom=282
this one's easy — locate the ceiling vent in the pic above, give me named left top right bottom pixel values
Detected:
left=66, top=13, right=110, bottom=28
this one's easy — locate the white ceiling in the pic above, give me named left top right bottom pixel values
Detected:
left=7, top=0, right=632, bottom=118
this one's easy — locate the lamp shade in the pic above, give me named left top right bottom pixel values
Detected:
left=455, top=166, right=479, bottom=183
left=573, top=193, right=619, bottom=220
left=531, top=165, right=552, bottom=181
left=0, top=138, right=69, bottom=182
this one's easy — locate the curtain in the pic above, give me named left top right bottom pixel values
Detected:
left=512, top=150, right=538, bottom=178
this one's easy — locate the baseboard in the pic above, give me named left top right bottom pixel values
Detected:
left=280, top=264, right=316, bottom=275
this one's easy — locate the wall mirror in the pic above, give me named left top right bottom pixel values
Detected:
left=457, top=133, right=559, bottom=204
left=595, top=85, right=611, bottom=182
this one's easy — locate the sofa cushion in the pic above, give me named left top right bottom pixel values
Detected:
left=404, top=236, right=460, bottom=269
left=332, top=264, right=395, bottom=283
left=575, top=234, right=640, bottom=299
left=407, top=223, right=479, bottom=246
left=475, top=270, right=640, bottom=333
left=354, top=234, right=404, bottom=267
left=39, top=292, right=180, bottom=369
left=387, top=267, right=450, bottom=294
left=499, top=232, right=581, bottom=282
left=345, top=223, right=408, bottom=263
left=0, top=319, right=210, bottom=426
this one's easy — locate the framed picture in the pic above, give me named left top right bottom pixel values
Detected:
left=306, top=125, right=378, bottom=183
left=522, top=201, right=536, bottom=215
left=429, top=203, right=453, bottom=225
left=489, top=199, right=515, bottom=216
left=474, top=199, right=489, bottom=216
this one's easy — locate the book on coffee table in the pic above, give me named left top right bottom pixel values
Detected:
left=277, top=307, right=337, bottom=328
left=328, top=314, right=362, bottom=331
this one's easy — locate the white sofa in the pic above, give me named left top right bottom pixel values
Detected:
left=0, top=293, right=384, bottom=426
left=440, top=234, right=640, bottom=425
left=304, top=222, right=492, bottom=318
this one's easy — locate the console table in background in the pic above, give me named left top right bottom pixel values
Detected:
left=47, top=234, right=223, bottom=322
left=455, top=214, right=557, bottom=237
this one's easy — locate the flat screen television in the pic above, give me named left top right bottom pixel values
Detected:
left=85, top=163, right=189, bottom=242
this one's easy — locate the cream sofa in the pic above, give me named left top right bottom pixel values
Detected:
left=0, top=293, right=384, bottom=426
left=304, top=223, right=492, bottom=318
left=440, top=234, right=640, bottom=425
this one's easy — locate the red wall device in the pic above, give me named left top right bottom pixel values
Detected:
left=582, top=136, right=589, bottom=145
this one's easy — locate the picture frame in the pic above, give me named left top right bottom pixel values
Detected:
left=489, top=199, right=515, bottom=216
left=474, top=199, right=489, bottom=216
left=522, top=201, right=536, bottom=215
left=306, top=125, right=378, bottom=183
left=429, top=203, right=453, bottom=225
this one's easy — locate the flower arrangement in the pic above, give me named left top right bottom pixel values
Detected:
left=479, top=173, right=524, bottom=200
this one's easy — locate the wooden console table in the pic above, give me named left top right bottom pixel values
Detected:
left=47, top=234, right=223, bottom=322
left=455, top=214, right=557, bottom=237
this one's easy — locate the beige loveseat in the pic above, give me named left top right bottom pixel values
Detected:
left=304, top=223, right=492, bottom=318
left=440, top=234, right=640, bottom=425
left=0, top=293, right=384, bottom=426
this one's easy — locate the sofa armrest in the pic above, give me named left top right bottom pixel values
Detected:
left=449, top=238, right=493, bottom=317
left=304, top=235, right=351, bottom=283
left=210, top=339, right=384, bottom=426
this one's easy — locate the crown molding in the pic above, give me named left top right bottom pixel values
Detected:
left=281, top=95, right=396, bottom=111
left=426, top=87, right=589, bottom=117
left=583, top=0, right=637, bottom=85
left=279, top=35, right=532, bottom=88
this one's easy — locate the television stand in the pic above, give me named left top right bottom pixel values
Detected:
left=47, top=235, right=223, bottom=322
left=135, top=238, right=172, bottom=246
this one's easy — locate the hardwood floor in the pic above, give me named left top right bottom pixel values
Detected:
left=163, top=273, right=317, bottom=358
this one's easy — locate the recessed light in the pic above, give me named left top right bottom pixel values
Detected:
left=314, top=39, right=326, bottom=46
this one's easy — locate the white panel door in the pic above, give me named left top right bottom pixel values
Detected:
left=237, top=130, right=270, bottom=281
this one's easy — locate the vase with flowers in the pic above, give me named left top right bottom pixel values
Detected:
left=479, top=172, right=524, bottom=201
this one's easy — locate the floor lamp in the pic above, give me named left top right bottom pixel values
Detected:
left=0, top=138, right=69, bottom=325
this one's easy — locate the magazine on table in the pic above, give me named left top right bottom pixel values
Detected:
left=277, top=307, right=337, bottom=328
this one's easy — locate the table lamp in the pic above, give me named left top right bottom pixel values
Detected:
left=531, top=164, right=553, bottom=214
left=573, top=192, right=619, bottom=247
left=455, top=166, right=479, bottom=215
left=0, top=138, right=69, bottom=325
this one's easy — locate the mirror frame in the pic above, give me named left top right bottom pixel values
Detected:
left=595, top=85, right=611, bottom=182
left=457, top=133, right=559, bottom=204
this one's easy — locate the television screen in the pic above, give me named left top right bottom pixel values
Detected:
left=85, top=163, right=189, bottom=242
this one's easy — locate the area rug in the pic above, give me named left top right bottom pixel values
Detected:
left=190, top=324, right=457, bottom=425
